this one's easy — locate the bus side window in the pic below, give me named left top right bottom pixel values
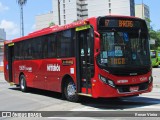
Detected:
left=42, top=37, right=48, bottom=58
left=5, top=45, right=8, bottom=60
left=32, top=37, right=42, bottom=59
left=27, top=39, right=35, bottom=59
left=48, top=34, right=56, bottom=58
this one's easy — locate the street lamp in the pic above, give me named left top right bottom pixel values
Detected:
left=17, top=0, right=27, bottom=37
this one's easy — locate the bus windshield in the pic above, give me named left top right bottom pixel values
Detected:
left=97, top=29, right=151, bottom=75
left=99, top=30, right=150, bottom=67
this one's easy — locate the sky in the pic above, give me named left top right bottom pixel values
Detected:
left=0, top=0, right=160, bottom=40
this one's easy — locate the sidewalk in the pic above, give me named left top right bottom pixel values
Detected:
left=0, top=72, right=5, bottom=81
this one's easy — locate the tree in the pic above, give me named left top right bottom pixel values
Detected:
left=49, top=22, right=55, bottom=27
left=156, top=31, right=160, bottom=49
left=145, top=18, right=151, bottom=31
left=73, top=20, right=78, bottom=22
left=17, top=0, right=27, bottom=37
left=144, top=18, right=160, bottom=50
left=150, top=29, right=160, bottom=50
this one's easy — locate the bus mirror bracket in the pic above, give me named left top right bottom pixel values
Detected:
left=94, top=31, right=100, bottom=53
left=94, top=31, right=100, bottom=38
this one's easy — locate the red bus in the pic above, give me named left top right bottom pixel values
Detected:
left=4, top=16, right=153, bottom=102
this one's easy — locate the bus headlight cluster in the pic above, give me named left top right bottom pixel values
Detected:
left=99, top=75, right=115, bottom=88
left=149, top=76, right=153, bottom=83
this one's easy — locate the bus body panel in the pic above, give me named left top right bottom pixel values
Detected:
left=12, top=58, right=76, bottom=93
left=4, top=61, right=9, bottom=82
left=91, top=63, right=152, bottom=98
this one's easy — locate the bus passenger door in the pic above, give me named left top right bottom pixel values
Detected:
left=76, top=26, right=94, bottom=95
left=8, top=44, right=14, bottom=83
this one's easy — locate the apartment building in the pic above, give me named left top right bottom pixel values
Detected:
left=52, top=0, right=135, bottom=25
left=135, top=4, right=150, bottom=27
left=135, top=4, right=150, bottom=19
left=36, top=0, right=135, bottom=29
left=35, top=11, right=54, bottom=30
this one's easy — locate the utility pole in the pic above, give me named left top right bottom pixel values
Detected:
left=142, top=0, right=144, bottom=19
left=58, top=0, right=61, bottom=25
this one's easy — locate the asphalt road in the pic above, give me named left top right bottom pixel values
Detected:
left=0, top=67, right=160, bottom=120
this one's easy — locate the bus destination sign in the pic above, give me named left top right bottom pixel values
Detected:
left=104, top=20, right=133, bottom=28
left=119, top=20, right=133, bottom=27
left=99, top=18, right=142, bottom=28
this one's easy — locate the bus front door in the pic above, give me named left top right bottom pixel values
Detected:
left=76, top=27, right=94, bottom=95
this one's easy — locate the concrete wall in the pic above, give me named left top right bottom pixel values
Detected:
left=36, top=12, right=54, bottom=30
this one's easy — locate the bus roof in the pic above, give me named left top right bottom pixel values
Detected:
left=4, top=15, right=144, bottom=44
left=4, top=17, right=96, bottom=44
left=98, top=15, right=145, bottom=24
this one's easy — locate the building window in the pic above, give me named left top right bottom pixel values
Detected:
left=109, top=3, right=111, bottom=8
left=64, top=20, right=66, bottom=24
left=109, top=9, right=111, bottom=14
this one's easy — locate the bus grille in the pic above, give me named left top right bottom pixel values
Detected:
left=112, top=69, right=149, bottom=76
left=116, top=82, right=148, bottom=93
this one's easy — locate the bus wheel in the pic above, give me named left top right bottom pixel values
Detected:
left=64, top=80, right=79, bottom=102
left=20, top=75, right=27, bottom=92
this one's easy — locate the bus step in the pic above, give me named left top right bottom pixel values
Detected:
left=10, top=82, right=15, bottom=86
left=77, top=93, right=92, bottom=97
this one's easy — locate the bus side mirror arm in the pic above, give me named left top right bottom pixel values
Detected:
left=94, top=31, right=100, bottom=38
left=94, top=31, right=100, bottom=54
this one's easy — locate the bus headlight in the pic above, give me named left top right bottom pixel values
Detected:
left=99, top=75, right=115, bottom=88
left=108, top=80, right=115, bottom=88
left=99, top=75, right=107, bottom=83
left=149, top=76, right=153, bottom=83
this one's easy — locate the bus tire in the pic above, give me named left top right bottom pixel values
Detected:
left=64, top=79, right=79, bottom=102
left=20, top=75, right=27, bottom=92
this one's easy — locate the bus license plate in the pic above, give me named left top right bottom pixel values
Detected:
left=130, top=86, right=139, bottom=92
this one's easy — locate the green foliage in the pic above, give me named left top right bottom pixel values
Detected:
left=73, top=20, right=78, bottom=22
left=145, top=18, right=151, bottom=30
left=49, top=22, right=55, bottom=27
left=149, top=29, right=160, bottom=50
left=145, top=18, right=160, bottom=50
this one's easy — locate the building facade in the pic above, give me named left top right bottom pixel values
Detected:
left=0, top=28, right=6, bottom=40
left=36, top=0, right=135, bottom=29
left=87, top=0, right=135, bottom=18
left=135, top=4, right=150, bottom=19
left=52, top=0, right=78, bottom=25
left=0, top=28, right=6, bottom=72
left=52, top=0, right=135, bottom=25
left=135, top=4, right=150, bottom=27
left=35, top=11, right=54, bottom=30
